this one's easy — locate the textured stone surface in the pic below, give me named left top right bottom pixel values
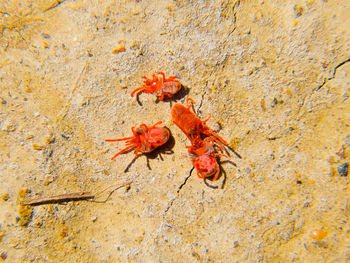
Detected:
left=0, top=0, right=349, bottom=262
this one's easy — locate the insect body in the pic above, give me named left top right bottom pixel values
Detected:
left=131, top=72, right=181, bottom=101
left=105, top=121, right=169, bottom=160
left=171, top=98, right=227, bottom=150
left=171, top=99, right=229, bottom=181
left=187, top=137, right=228, bottom=181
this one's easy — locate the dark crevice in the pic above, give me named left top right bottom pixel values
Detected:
left=316, top=57, right=350, bottom=91
left=196, top=92, right=206, bottom=115
left=176, top=167, right=194, bottom=194
left=163, top=167, right=194, bottom=215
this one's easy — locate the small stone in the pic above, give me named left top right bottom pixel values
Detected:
left=130, top=41, right=139, bottom=49
left=32, top=144, right=44, bottom=150
left=337, top=163, right=348, bottom=177
left=25, top=86, right=32, bottom=93
left=1, top=193, right=9, bottom=201
left=46, top=132, right=55, bottom=144
left=303, top=202, right=311, bottom=208
left=112, top=45, right=126, bottom=54
left=43, top=41, right=49, bottom=48
left=102, top=169, right=109, bottom=176
left=44, top=175, right=55, bottom=186
left=2, top=120, right=16, bottom=133
left=271, top=97, right=278, bottom=107
left=294, top=5, right=304, bottom=17
left=310, top=229, right=327, bottom=241
left=0, top=230, right=5, bottom=242
left=91, top=216, right=97, bottom=222
left=41, top=33, right=51, bottom=39
left=0, top=251, right=7, bottom=260
left=61, top=134, right=71, bottom=140
left=233, top=241, right=239, bottom=248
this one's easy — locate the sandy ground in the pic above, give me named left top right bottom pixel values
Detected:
left=0, top=0, right=349, bottom=262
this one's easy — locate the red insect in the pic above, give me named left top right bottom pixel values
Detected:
left=187, top=137, right=228, bottom=181
left=131, top=72, right=181, bottom=101
left=171, top=98, right=227, bottom=150
left=171, top=98, right=229, bottom=181
left=105, top=121, right=170, bottom=160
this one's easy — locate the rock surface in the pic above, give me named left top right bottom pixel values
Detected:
left=0, top=0, right=349, bottom=262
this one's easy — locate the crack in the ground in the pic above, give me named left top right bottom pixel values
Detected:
left=295, top=57, right=350, bottom=121
left=196, top=91, right=206, bottom=115
left=297, top=58, right=350, bottom=121
left=316, top=57, right=350, bottom=91
left=163, top=167, right=194, bottom=216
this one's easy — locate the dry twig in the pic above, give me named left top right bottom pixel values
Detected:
left=21, top=182, right=132, bottom=206
left=21, top=192, right=95, bottom=206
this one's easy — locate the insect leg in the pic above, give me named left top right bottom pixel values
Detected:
left=131, top=87, right=145, bottom=97
left=111, top=144, right=136, bottom=160
left=105, top=136, right=134, bottom=142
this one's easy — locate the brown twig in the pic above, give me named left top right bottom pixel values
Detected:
left=91, top=182, right=132, bottom=203
left=21, top=182, right=132, bottom=206
left=21, top=192, right=95, bottom=206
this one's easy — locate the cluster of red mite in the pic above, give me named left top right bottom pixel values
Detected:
left=105, top=72, right=231, bottom=184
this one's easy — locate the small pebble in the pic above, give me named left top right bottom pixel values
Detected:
left=337, top=163, right=348, bottom=177
left=1, top=193, right=9, bottom=201
left=310, top=229, right=327, bottom=241
left=24, top=87, right=32, bottom=93
left=41, top=33, right=51, bottom=39
left=112, top=45, right=126, bottom=54
left=61, top=134, right=71, bottom=139
left=32, top=144, right=44, bottom=150
left=271, top=97, right=278, bottom=107
left=1, top=251, right=7, bottom=260
left=26, top=135, right=33, bottom=140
